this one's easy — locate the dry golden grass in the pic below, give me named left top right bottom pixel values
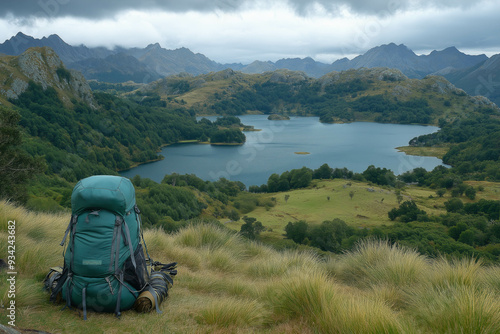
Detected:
left=1, top=200, right=499, bottom=333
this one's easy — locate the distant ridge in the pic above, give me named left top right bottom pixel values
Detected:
left=0, top=33, right=243, bottom=83
left=331, top=43, right=487, bottom=78
left=0, top=32, right=113, bottom=63
left=0, top=33, right=492, bottom=85
left=443, top=54, right=500, bottom=106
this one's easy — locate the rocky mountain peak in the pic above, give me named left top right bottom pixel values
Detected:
left=370, top=43, right=414, bottom=55
left=442, top=46, right=460, bottom=53
left=0, top=47, right=95, bottom=108
left=14, top=31, right=33, bottom=40
left=45, top=34, right=66, bottom=45
left=146, top=42, right=162, bottom=51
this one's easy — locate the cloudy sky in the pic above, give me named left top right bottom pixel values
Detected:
left=0, top=0, right=499, bottom=64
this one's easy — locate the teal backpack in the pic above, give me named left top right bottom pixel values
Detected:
left=51, top=175, right=157, bottom=319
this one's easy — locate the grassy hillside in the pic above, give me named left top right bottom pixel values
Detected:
left=227, top=179, right=500, bottom=245
left=1, top=200, right=499, bottom=333
left=236, top=179, right=425, bottom=229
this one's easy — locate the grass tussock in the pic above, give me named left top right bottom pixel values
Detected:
left=270, top=270, right=335, bottom=319
left=409, top=284, right=500, bottom=333
left=479, top=266, right=500, bottom=292
left=427, top=256, right=484, bottom=288
left=326, top=239, right=429, bottom=288
left=0, top=200, right=499, bottom=333
left=269, top=270, right=411, bottom=333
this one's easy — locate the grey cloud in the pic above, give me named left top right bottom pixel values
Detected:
left=288, top=0, right=483, bottom=16
left=0, top=0, right=248, bottom=19
left=0, top=0, right=483, bottom=19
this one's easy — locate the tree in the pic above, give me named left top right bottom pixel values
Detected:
left=449, top=222, right=468, bottom=240
left=240, top=216, right=265, bottom=239
left=277, top=173, right=291, bottom=191
left=436, top=189, right=446, bottom=198
left=395, top=190, right=403, bottom=204
left=289, top=167, right=312, bottom=189
left=313, top=163, right=332, bottom=179
left=309, top=219, right=352, bottom=252
left=388, top=208, right=398, bottom=221
left=465, top=186, right=476, bottom=200
left=227, top=209, right=240, bottom=221
left=284, top=194, right=290, bottom=203
left=362, top=165, right=396, bottom=186
left=388, top=201, right=428, bottom=223
left=445, top=198, right=464, bottom=213
left=464, top=199, right=500, bottom=220
left=458, top=229, right=475, bottom=246
left=267, top=173, right=280, bottom=193
left=284, top=220, right=308, bottom=243
left=0, top=106, right=44, bottom=202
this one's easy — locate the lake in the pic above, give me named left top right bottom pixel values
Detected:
left=120, top=115, right=445, bottom=187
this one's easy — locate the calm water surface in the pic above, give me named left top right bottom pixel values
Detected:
left=121, top=115, right=444, bottom=187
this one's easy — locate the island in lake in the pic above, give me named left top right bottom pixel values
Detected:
left=268, top=114, right=290, bottom=120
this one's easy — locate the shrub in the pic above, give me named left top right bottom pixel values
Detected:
left=444, top=198, right=464, bottom=213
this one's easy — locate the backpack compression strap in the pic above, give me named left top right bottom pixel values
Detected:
left=109, top=215, right=137, bottom=274
left=122, top=220, right=137, bottom=270
left=135, top=205, right=153, bottom=279
left=82, top=285, right=88, bottom=320
left=115, top=271, right=124, bottom=319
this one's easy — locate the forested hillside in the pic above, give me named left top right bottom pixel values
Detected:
left=0, top=48, right=247, bottom=205
left=137, top=67, right=497, bottom=125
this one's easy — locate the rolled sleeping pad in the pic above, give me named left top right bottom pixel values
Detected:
left=134, top=270, right=174, bottom=313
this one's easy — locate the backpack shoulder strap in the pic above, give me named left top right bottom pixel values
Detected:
left=109, top=215, right=123, bottom=273
left=60, top=215, right=77, bottom=246
left=122, top=220, right=137, bottom=270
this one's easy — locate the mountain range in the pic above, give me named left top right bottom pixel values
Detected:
left=1, top=32, right=499, bottom=105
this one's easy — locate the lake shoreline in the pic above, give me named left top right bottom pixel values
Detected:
left=121, top=115, right=444, bottom=185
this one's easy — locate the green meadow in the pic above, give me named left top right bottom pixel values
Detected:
left=227, top=179, right=499, bottom=239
